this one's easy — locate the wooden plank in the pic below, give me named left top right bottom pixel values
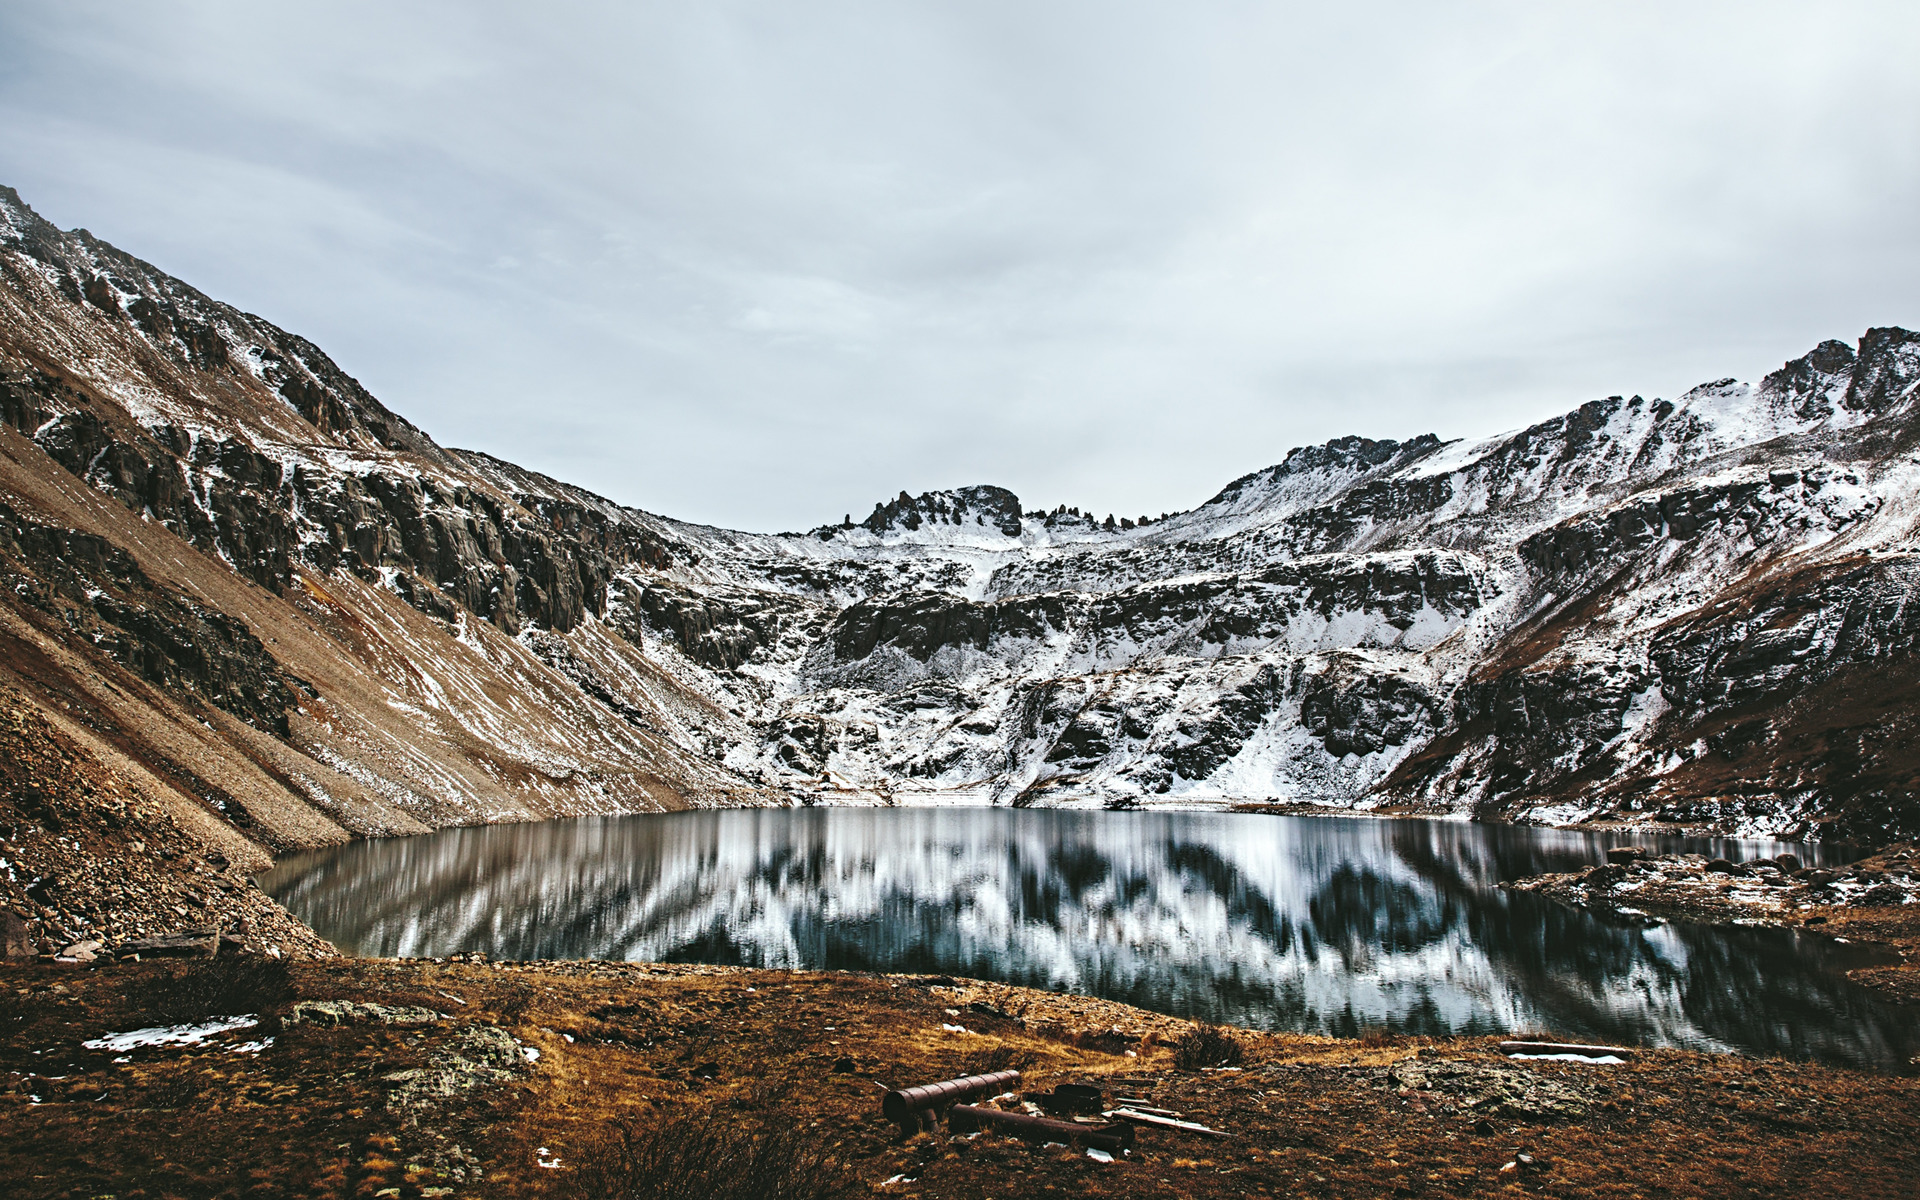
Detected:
left=1106, top=1108, right=1230, bottom=1137
left=1499, top=1040, right=1636, bottom=1059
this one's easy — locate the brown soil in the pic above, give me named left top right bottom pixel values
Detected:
left=5, top=956, right=1919, bottom=1200
left=1508, top=846, right=1920, bottom=1005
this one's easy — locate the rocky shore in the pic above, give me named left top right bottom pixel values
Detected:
left=1507, top=844, right=1920, bottom=1003
left=0, top=687, right=332, bottom=965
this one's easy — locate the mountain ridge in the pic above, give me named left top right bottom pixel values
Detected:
left=0, top=175, right=1915, bottom=964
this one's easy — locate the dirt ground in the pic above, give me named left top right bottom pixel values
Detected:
left=4, top=954, right=1918, bottom=1200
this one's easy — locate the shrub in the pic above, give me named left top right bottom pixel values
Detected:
left=133, top=955, right=295, bottom=1025
left=0, top=988, right=30, bottom=1039
left=562, top=1111, right=856, bottom=1200
left=1170, top=1021, right=1245, bottom=1070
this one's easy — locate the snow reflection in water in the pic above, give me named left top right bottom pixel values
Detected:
left=262, top=810, right=1917, bottom=1071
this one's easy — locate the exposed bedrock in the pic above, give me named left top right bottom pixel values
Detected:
left=1385, top=660, right=1655, bottom=812
left=0, top=500, right=307, bottom=737
left=809, top=551, right=1484, bottom=683
left=1382, top=555, right=1920, bottom=838
left=1299, top=652, right=1442, bottom=760
left=810, top=482, right=1025, bottom=539
left=1650, top=554, right=1920, bottom=712
left=813, top=648, right=1444, bottom=806
left=611, top=578, right=825, bottom=672
left=1516, top=466, right=1878, bottom=589
left=0, top=365, right=679, bottom=635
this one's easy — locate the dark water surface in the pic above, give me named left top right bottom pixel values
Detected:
left=262, top=809, right=1917, bottom=1071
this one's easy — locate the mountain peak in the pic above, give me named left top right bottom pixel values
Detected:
left=808, top=484, right=1023, bottom=540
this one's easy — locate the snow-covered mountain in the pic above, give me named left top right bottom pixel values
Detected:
left=1, top=182, right=1914, bottom=854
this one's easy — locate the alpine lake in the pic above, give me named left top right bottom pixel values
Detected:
left=261, top=808, right=1919, bottom=1072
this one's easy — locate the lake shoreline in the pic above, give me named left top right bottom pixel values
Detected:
left=259, top=807, right=1914, bottom=1073
left=1506, top=843, right=1920, bottom=1006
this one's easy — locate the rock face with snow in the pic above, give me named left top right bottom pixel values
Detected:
left=0, top=182, right=1914, bottom=856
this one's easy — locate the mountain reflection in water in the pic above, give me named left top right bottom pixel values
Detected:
left=262, top=809, right=1917, bottom=1071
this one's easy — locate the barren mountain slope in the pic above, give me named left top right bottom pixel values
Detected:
left=0, top=185, right=774, bottom=887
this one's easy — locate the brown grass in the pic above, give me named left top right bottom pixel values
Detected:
left=1170, top=1021, right=1246, bottom=1069
left=2, top=957, right=1917, bottom=1199
left=129, top=954, right=296, bottom=1025
left=561, top=1110, right=857, bottom=1200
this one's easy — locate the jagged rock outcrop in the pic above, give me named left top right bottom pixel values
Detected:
left=812, top=483, right=1026, bottom=540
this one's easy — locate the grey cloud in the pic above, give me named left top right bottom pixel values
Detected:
left=2, top=1, right=1917, bottom=529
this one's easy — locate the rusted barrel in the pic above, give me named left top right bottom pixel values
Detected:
left=948, top=1105, right=1134, bottom=1152
left=881, top=1070, right=1021, bottom=1127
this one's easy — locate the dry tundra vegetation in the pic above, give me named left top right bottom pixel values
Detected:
left=3, top=950, right=1920, bottom=1200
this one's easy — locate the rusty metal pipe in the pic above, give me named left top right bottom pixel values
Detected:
left=947, top=1105, right=1134, bottom=1152
left=881, top=1070, right=1021, bottom=1126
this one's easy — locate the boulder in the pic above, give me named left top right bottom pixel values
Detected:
left=288, top=1000, right=445, bottom=1027
left=1856, top=884, right=1909, bottom=908
left=56, top=939, right=102, bottom=963
left=2, top=909, right=33, bottom=958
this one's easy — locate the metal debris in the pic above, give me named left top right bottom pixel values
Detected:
left=881, top=1069, right=1022, bottom=1131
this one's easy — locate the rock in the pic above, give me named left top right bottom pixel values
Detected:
left=287, top=1000, right=445, bottom=1027
left=385, top=1024, right=524, bottom=1114
left=831, top=1056, right=857, bottom=1074
left=1706, top=859, right=1740, bottom=874
left=56, top=939, right=102, bottom=962
left=1605, top=847, right=1644, bottom=866
left=1856, top=884, right=1909, bottom=908
left=114, top=932, right=211, bottom=958
left=1774, top=853, right=1803, bottom=873
left=1797, top=869, right=1837, bottom=886
left=1382, top=1061, right=1595, bottom=1121
left=2, top=909, right=33, bottom=958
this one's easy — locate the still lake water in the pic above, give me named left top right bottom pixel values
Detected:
left=262, top=809, right=1918, bottom=1071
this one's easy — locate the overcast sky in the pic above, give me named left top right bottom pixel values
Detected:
left=2, top=3, right=1917, bottom=531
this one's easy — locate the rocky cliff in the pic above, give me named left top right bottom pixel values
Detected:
left=0, top=177, right=1914, bottom=955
